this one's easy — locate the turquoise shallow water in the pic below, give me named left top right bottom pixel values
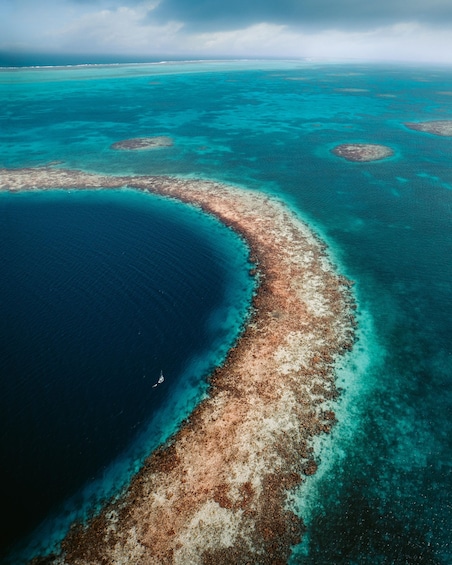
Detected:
left=1, top=60, right=451, bottom=563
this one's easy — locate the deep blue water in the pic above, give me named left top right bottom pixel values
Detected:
left=0, top=188, right=253, bottom=561
left=0, top=59, right=451, bottom=564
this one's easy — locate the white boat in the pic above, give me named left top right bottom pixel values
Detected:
left=152, top=370, right=164, bottom=388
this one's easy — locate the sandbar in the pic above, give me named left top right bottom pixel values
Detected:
left=0, top=167, right=356, bottom=565
left=332, top=143, right=393, bottom=162
left=111, top=136, right=173, bottom=150
left=405, top=120, right=452, bottom=136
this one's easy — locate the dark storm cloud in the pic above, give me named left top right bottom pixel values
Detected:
left=151, top=0, right=452, bottom=31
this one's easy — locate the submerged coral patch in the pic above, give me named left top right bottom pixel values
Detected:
left=111, top=136, right=173, bottom=150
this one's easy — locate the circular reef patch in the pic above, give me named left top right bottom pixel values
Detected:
left=332, top=143, right=393, bottom=162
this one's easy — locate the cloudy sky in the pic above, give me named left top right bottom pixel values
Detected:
left=2, top=0, right=452, bottom=63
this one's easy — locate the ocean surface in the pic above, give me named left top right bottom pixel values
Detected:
left=0, top=59, right=451, bottom=564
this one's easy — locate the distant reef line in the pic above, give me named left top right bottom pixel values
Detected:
left=0, top=167, right=357, bottom=565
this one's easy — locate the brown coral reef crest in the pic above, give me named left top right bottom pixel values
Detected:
left=0, top=167, right=356, bottom=565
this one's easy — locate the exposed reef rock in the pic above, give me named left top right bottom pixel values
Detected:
left=332, top=143, right=393, bottom=162
left=405, top=120, right=452, bottom=136
left=1, top=167, right=356, bottom=565
left=111, top=136, right=173, bottom=150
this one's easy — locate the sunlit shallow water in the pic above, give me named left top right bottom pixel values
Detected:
left=1, top=59, right=451, bottom=564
